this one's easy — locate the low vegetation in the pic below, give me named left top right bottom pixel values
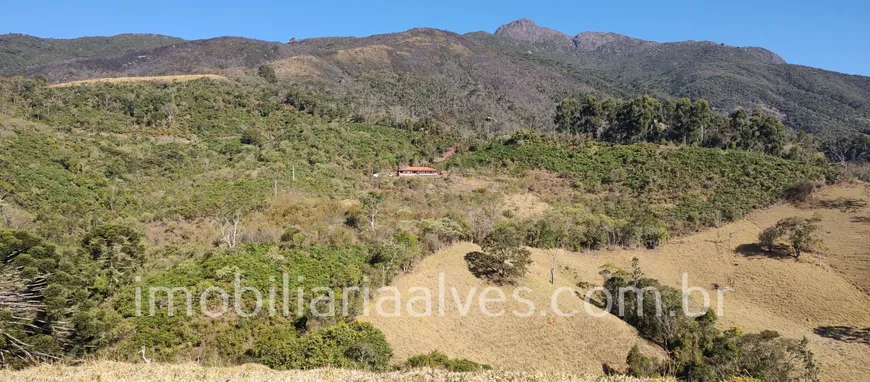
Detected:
left=601, top=260, right=819, bottom=381
left=0, top=71, right=848, bottom=380
left=405, top=351, right=491, bottom=372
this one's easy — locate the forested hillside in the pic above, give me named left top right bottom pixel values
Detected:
left=0, top=33, right=183, bottom=76
left=1, top=18, right=868, bottom=382
left=5, top=20, right=870, bottom=138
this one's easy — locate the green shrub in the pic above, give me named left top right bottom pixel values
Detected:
left=785, top=180, right=817, bottom=204
left=252, top=322, right=392, bottom=371
left=625, top=345, right=660, bottom=377
left=240, top=127, right=266, bottom=147
left=405, top=351, right=491, bottom=372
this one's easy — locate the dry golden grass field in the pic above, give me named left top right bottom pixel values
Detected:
left=49, top=74, right=227, bottom=87
left=364, top=183, right=870, bottom=381
left=0, top=361, right=673, bottom=382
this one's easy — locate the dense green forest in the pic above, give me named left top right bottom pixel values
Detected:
left=0, top=74, right=845, bottom=380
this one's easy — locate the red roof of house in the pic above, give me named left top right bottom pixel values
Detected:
left=399, top=166, right=438, bottom=172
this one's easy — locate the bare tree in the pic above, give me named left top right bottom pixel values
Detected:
left=140, top=347, right=152, bottom=364
left=0, top=192, right=9, bottom=226
left=712, top=210, right=723, bottom=255
left=163, top=104, right=176, bottom=127
left=360, top=192, right=383, bottom=233
left=827, top=139, right=849, bottom=168
left=467, top=201, right=500, bottom=244
left=221, top=211, right=242, bottom=248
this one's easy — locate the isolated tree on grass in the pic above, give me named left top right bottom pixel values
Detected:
left=775, top=217, right=822, bottom=260
left=759, top=226, right=780, bottom=252
left=759, top=217, right=822, bottom=259
left=465, top=224, right=532, bottom=285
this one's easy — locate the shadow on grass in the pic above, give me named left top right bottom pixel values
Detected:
left=813, top=326, right=870, bottom=345
left=735, top=243, right=793, bottom=259
left=818, top=198, right=867, bottom=213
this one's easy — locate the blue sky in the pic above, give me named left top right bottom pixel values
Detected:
left=3, top=0, right=868, bottom=75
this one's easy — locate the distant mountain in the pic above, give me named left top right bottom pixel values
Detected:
left=493, top=19, right=785, bottom=64
left=494, top=18, right=573, bottom=47
left=25, top=36, right=287, bottom=80
left=0, top=33, right=184, bottom=76
left=3, top=19, right=868, bottom=136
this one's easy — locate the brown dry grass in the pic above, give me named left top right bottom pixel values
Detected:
left=0, top=361, right=672, bottom=382
left=271, top=55, right=327, bottom=79
left=503, top=193, right=551, bottom=220
left=360, top=242, right=665, bottom=374
left=543, top=183, right=870, bottom=382
left=364, top=184, right=870, bottom=381
left=50, top=74, right=227, bottom=87
left=334, top=45, right=394, bottom=66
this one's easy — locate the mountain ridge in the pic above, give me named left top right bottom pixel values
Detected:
left=492, top=19, right=785, bottom=64
left=2, top=19, right=867, bottom=136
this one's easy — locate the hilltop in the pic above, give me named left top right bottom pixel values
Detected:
left=2, top=19, right=869, bottom=136
left=0, top=33, right=183, bottom=76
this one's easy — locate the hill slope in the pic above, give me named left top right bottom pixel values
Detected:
left=363, top=184, right=870, bottom=381
left=0, top=33, right=183, bottom=75
left=6, top=20, right=869, bottom=136
left=360, top=242, right=665, bottom=373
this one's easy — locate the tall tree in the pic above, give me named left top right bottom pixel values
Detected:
left=750, top=110, right=786, bottom=156
left=688, top=99, right=713, bottom=145
left=670, top=98, right=695, bottom=145
left=554, top=98, right=580, bottom=135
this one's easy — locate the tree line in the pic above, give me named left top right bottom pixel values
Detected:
left=555, top=94, right=792, bottom=156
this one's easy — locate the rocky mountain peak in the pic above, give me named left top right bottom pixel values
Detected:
left=494, top=19, right=572, bottom=47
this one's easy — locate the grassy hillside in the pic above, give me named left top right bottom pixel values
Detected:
left=361, top=242, right=666, bottom=373
left=0, top=33, right=183, bottom=76
left=364, top=184, right=870, bottom=381
left=0, top=77, right=453, bottom=240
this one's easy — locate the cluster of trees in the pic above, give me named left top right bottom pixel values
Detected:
left=452, top=133, right=831, bottom=237
left=759, top=217, right=823, bottom=259
left=555, top=95, right=789, bottom=156
left=601, top=260, right=819, bottom=381
left=0, top=227, right=142, bottom=368
left=822, top=133, right=870, bottom=165
left=251, top=322, right=392, bottom=371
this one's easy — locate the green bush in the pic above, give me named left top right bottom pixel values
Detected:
left=252, top=322, right=392, bottom=371
left=405, top=351, right=491, bottom=372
